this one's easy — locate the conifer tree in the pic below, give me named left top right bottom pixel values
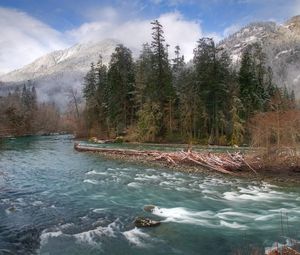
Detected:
left=82, top=63, right=97, bottom=131
left=193, top=38, right=232, bottom=144
left=95, top=56, right=109, bottom=134
left=150, top=20, right=174, bottom=137
left=107, top=44, right=135, bottom=135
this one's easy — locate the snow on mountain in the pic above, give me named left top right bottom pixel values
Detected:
left=219, top=15, right=300, bottom=98
left=1, top=16, right=300, bottom=107
left=0, top=39, right=120, bottom=106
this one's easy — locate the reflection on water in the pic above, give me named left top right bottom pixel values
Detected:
left=0, top=136, right=299, bottom=254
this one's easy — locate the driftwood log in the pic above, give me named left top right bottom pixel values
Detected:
left=74, top=143, right=255, bottom=175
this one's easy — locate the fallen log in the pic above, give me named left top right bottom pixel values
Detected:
left=74, top=143, right=251, bottom=175
left=267, top=246, right=300, bottom=255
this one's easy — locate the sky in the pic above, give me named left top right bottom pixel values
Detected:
left=0, top=0, right=300, bottom=74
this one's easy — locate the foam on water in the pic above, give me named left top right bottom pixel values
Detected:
left=40, top=219, right=120, bottom=247
left=40, top=230, right=63, bottom=245
left=220, top=220, right=248, bottom=230
left=151, top=207, right=216, bottom=227
left=127, top=182, right=142, bottom=188
left=255, top=214, right=278, bottom=221
left=216, top=211, right=257, bottom=220
left=134, top=173, right=160, bottom=182
left=83, top=179, right=99, bottom=185
left=123, top=228, right=150, bottom=247
left=73, top=227, right=101, bottom=245
left=86, top=170, right=107, bottom=175
left=73, top=220, right=119, bottom=244
left=92, top=208, right=107, bottom=213
left=59, top=223, right=75, bottom=229
left=3, top=136, right=300, bottom=254
left=32, top=200, right=43, bottom=206
left=222, top=184, right=288, bottom=202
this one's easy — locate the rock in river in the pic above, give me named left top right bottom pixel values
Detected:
left=143, top=205, right=156, bottom=212
left=134, top=217, right=161, bottom=228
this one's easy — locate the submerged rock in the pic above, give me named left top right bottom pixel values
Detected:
left=8, top=207, right=16, bottom=213
left=134, top=217, right=160, bottom=228
left=143, top=205, right=156, bottom=213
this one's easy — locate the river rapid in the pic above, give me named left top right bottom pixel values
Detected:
left=0, top=136, right=299, bottom=255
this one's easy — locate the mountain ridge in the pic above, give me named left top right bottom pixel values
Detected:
left=1, top=16, right=300, bottom=104
left=218, top=15, right=300, bottom=97
left=0, top=39, right=121, bottom=105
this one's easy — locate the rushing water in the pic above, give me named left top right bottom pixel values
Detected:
left=0, top=136, right=299, bottom=255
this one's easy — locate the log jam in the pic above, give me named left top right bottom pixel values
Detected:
left=74, top=143, right=255, bottom=176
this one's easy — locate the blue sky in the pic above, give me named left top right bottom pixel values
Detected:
left=1, top=0, right=299, bottom=33
left=0, top=0, right=299, bottom=73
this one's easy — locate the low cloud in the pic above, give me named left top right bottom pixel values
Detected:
left=0, top=7, right=68, bottom=74
left=0, top=7, right=205, bottom=74
left=68, top=11, right=203, bottom=60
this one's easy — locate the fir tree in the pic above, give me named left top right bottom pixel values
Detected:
left=150, top=19, right=174, bottom=137
left=82, top=63, right=97, bottom=132
left=107, top=44, right=135, bottom=135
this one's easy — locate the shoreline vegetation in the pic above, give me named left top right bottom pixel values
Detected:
left=1, top=18, right=299, bottom=187
left=74, top=142, right=300, bottom=184
left=72, top=18, right=300, bottom=189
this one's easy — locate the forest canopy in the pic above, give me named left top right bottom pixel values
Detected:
left=81, top=20, right=298, bottom=146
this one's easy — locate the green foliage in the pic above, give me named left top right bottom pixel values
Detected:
left=0, top=81, right=60, bottom=136
left=81, top=21, right=296, bottom=146
left=137, top=101, right=163, bottom=142
left=107, top=44, right=135, bottom=134
left=239, top=43, right=274, bottom=119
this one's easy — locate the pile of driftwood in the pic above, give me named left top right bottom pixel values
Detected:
left=74, top=143, right=255, bottom=175
left=267, top=246, right=300, bottom=255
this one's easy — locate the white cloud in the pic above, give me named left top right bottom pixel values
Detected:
left=67, top=11, right=203, bottom=60
left=0, top=7, right=68, bottom=74
left=0, top=6, right=206, bottom=74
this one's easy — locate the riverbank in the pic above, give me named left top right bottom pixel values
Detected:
left=74, top=143, right=300, bottom=185
left=1, top=135, right=300, bottom=254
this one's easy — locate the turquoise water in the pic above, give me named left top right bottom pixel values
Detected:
left=0, top=136, right=299, bottom=255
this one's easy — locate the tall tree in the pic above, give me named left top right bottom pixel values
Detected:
left=193, top=38, right=232, bottom=144
left=83, top=63, right=97, bottom=132
left=95, top=56, right=109, bottom=135
left=239, top=44, right=273, bottom=119
left=150, top=20, right=174, bottom=137
left=107, top=44, right=135, bottom=135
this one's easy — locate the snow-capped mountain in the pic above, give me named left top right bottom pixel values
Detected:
left=219, top=15, right=300, bottom=97
left=0, top=39, right=120, bottom=105
left=1, top=16, right=300, bottom=106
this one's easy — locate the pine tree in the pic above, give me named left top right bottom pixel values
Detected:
left=107, top=44, right=135, bottom=135
left=95, top=56, right=109, bottom=134
left=177, top=65, right=202, bottom=141
left=172, top=45, right=185, bottom=74
left=239, top=48, right=253, bottom=119
left=82, top=63, right=97, bottom=132
left=150, top=20, right=174, bottom=137
left=193, top=38, right=232, bottom=144
left=239, top=44, right=272, bottom=119
left=83, top=63, right=97, bottom=102
left=134, top=43, right=154, bottom=108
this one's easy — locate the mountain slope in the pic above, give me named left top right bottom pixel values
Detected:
left=1, top=16, right=300, bottom=106
left=219, top=15, right=300, bottom=97
left=0, top=39, right=120, bottom=105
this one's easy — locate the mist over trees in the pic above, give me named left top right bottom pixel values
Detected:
left=1, top=20, right=297, bottom=146
left=0, top=82, right=65, bottom=136
left=82, top=20, right=298, bottom=145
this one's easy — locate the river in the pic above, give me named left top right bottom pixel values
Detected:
left=0, top=136, right=299, bottom=254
